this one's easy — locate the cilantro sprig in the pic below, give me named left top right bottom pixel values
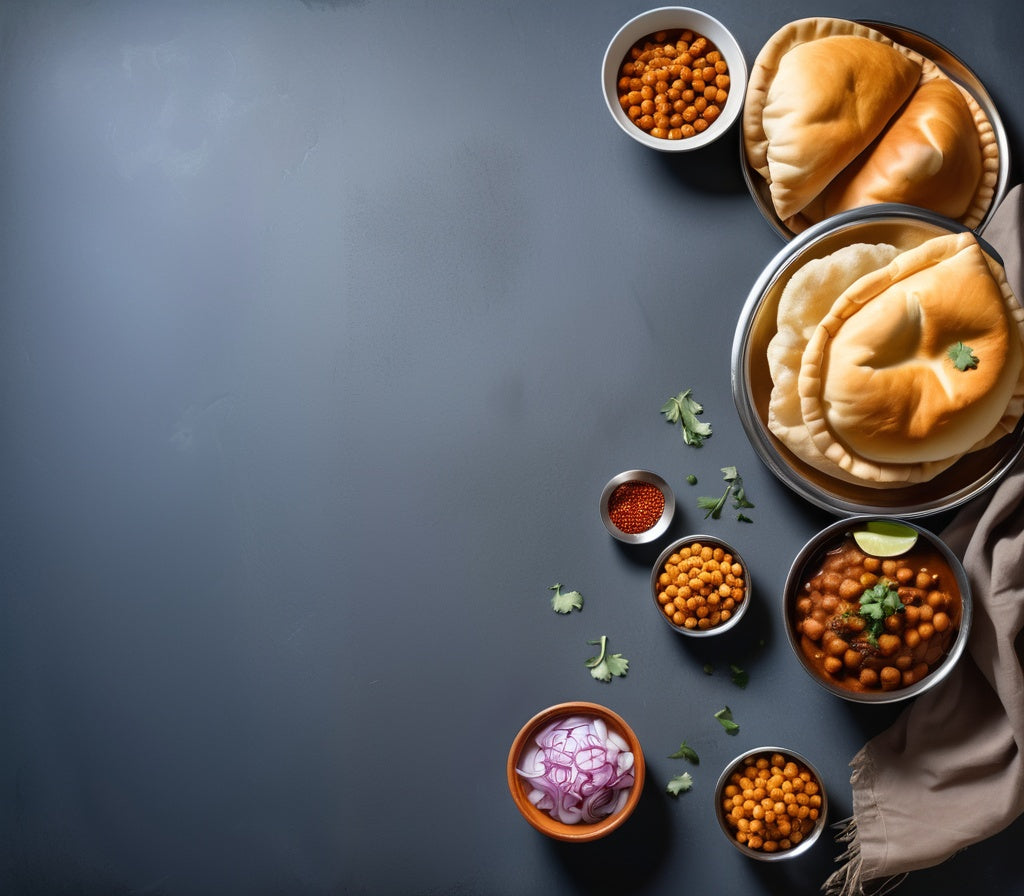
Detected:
left=856, top=580, right=905, bottom=646
left=947, top=341, right=979, bottom=371
left=666, top=772, right=694, bottom=796
left=697, top=466, right=755, bottom=522
left=714, top=706, right=740, bottom=735
left=666, top=741, right=699, bottom=796
left=585, top=636, right=629, bottom=682
left=661, top=389, right=712, bottom=447
left=549, top=583, right=583, bottom=614
left=668, top=741, right=700, bottom=763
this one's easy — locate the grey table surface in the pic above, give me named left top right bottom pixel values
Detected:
left=1, top=1, right=1021, bottom=894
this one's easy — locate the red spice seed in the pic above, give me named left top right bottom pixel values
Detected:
left=608, top=480, right=665, bottom=533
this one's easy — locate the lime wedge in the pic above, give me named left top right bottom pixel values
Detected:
left=852, top=521, right=918, bottom=557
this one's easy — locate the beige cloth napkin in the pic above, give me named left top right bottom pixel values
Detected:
left=824, top=184, right=1024, bottom=895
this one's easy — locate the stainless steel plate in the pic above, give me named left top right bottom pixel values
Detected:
left=741, top=20, right=1011, bottom=241
left=731, top=204, right=1024, bottom=518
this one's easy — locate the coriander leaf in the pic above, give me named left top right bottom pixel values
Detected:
left=585, top=636, right=629, bottom=682
left=668, top=742, right=700, bottom=763
left=661, top=389, right=713, bottom=447
left=947, top=341, right=979, bottom=371
left=856, top=580, right=905, bottom=646
left=686, top=474, right=698, bottom=485
left=549, top=582, right=584, bottom=614
left=666, top=772, right=694, bottom=796
left=697, top=466, right=754, bottom=521
left=732, top=483, right=755, bottom=510
left=730, top=664, right=749, bottom=688
left=697, top=490, right=728, bottom=519
left=714, top=706, right=740, bottom=735
left=703, top=663, right=714, bottom=675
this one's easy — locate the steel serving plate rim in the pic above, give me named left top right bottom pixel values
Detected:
left=781, top=516, right=973, bottom=704
left=740, top=19, right=1011, bottom=241
left=731, top=203, right=1023, bottom=518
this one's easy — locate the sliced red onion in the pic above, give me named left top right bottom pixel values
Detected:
left=516, top=714, right=635, bottom=825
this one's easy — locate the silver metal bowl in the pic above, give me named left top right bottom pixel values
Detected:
left=731, top=203, right=1024, bottom=517
left=782, top=516, right=973, bottom=705
left=649, top=534, right=750, bottom=636
left=714, top=746, right=829, bottom=860
left=600, top=469, right=675, bottom=544
left=741, top=20, right=1011, bottom=241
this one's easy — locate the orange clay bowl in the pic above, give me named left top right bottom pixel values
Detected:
left=507, top=701, right=645, bottom=842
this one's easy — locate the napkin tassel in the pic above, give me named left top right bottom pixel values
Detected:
left=823, top=816, right=907, bottom=896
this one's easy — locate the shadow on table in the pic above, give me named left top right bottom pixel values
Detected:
left=649, top=120, right=749, bottom=197
left=544, top=774, right=672, bottom=892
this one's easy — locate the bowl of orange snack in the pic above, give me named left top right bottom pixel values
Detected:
left=602, top=7, right=747, bottom=151
left=715, top=747, right=828, bottom=861
left=650, top=535, right=750, bottom=636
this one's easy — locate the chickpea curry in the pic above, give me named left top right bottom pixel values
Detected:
left=790, top=535, right=962, bottom=693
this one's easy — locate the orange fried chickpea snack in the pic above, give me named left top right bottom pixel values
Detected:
left=617, top=29, right=730, bottom=140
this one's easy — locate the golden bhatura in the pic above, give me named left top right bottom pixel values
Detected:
left=743, top=18, right=999, bottom=233
left=767, top=231, right=1024, bottom=487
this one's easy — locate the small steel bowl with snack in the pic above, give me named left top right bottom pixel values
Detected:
left=783, top=516, right=972, bottom=704
left=714, top=746, right=829, bottom=860
left=507, top=701, right=646, bottom=842
left=650, top=535, right=750, bottom=636
left=601, top=6, right=748, bottom=152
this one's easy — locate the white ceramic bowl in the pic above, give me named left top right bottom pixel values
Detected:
left=602, top=7, right=747, bottom=151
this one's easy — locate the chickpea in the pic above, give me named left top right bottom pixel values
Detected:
left=880, top=666, right=901, bottom=689
left=843, top=648, right=863, bottom=671
left=876, top=633, right=901, bottom=657
left=801, top=617, right=825, bottom=641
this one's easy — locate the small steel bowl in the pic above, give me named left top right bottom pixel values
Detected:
left=714, top=746, right=828, bottom=860
left=507, top=701, right=646, bottom=842
left=731, top=203, right=1024, bottom=517
left=600, top=470, right=675, bottom=544
left=650, top=535, right=750, bottom=636
left=602, top=6, right=748, bottom=152
left=783, top=516, right=973, bottom=704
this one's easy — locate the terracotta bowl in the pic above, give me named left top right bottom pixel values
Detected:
left=507, top=701, right=645, bottom=842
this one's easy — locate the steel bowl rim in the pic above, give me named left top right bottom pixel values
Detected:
left=649, top=533, right=751, bottom=637
left=600, top=469, right=676, bottom=544
left=713, top=744, right=829, bottom=861
left=781, top=515, right=974, bottom=705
